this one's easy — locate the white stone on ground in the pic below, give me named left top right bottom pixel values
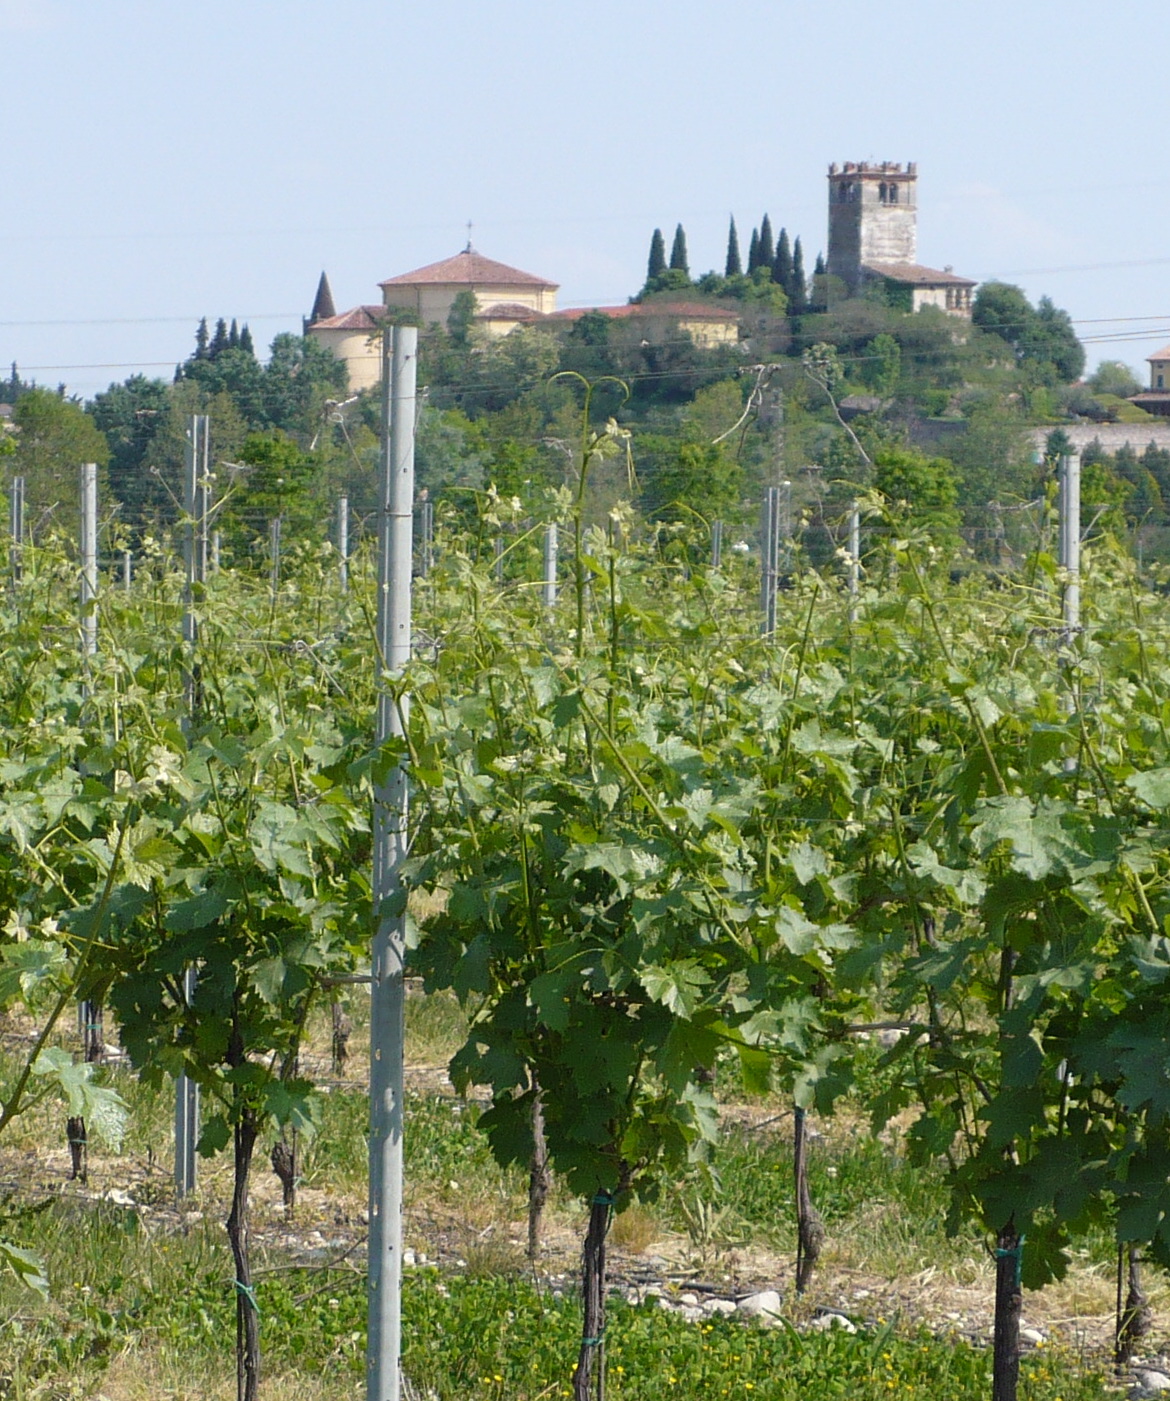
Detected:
left=810, top=1312, right=857, bottom=1334
left=736, top=1290, right=783, bottom=1323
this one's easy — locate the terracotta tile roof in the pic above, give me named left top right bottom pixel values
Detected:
left=379, top=248, right=557, bottom=290
left=308, top=304, right=384, bottom=331
left=864, top=261, right=976, bottom=287
left=1147, top=345, right=1170, bottom=361
left=477, top=302, right=542, bottom=321
left=549, top=301, right=740, bottom=323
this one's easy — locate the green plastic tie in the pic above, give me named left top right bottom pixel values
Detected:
left=582, top=1332, right=605, bottom=1348
left=994, top=1235, right=1026, bottom=1289
left=234, top=1280, right=260, bottom=1316
left=592, top=1190, right=615, bottom=1207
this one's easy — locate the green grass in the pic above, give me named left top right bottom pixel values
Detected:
left=0, top=1005, right=1129, bottom=1397
left=1, top=1240, right=1105, bottom=1401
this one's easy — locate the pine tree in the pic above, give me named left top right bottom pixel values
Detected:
left=790, top=237, right=807, bottom=314
left=747, top=228, right=761, bottom=273
left=228, top=318, right=240, bottom=350
left=725, top=217, right=742, bottom=278
left=239, top=324, right=255, bottom=356
left=669, top=224, right=689, bottom=277
left=647, top=229, right=667, bottom=284
left=758, top=215, right=775, bottom=270
left=195, top=318, right=210, bottom=361
left=773, top=228, right=793, bottom=292
left=209, top=318, right=229, bottom=359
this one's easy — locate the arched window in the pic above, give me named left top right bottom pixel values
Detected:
left=889, top=183, right=899, bottom=204
left=879, top=182, right=888, bottom=203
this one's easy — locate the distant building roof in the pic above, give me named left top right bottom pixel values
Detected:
left=1148, top=345, right=1170, bottom=361
left=864, top=261, right=976, bottom=287
left=379, top=248, right=557, bottom=290
left=310, top=305, right=385, bottom=332
left=308, top=271, right=337, bottom=325
left=477, top=302, right=543, bottom=322
left=549, top=301, right=740, bottom=323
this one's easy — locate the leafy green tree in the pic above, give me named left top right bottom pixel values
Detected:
left=89, top=375, right=172, bottom=523
left=416, top=406, right=485, bottom=498
left=647, top=229, right=667, bottom=282
left=220, top=432, right=319, bottom=546
left=0, top=362, right=33, bottom=404
left=260, top=333, right=348, bottom=440
left=182, top=344, right=267, bottom=428
left=669, top=224, right=690, bottom=277
left=1089, top=361, right=1142, bottom=399
left=1034, top=298, right=1085, bottom=381
left=447, top=289, right=478, bottom=346
left=943, top=400, right=1035, bottom=537
left=758, top=214, right=774, bottom=270
left=873, top=445, right=960, bottom=546
left=642, top=439, right=744, bottom=524
left=7, top=388, right=110, bottom=535
left=973, top=283, right=1084, bottom=383
left=725, top=217, right=742, bottom=277
left=861, top=333, right=901, bottom=396
left=773, top=228, right=792, bottom=293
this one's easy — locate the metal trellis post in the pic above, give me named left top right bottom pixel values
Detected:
left=761, top=486, right=780, bottom=636
left=79, top=463, right=98, bottom=659
left=543, top=522, right=558, bottom=609
left=368, top=324, right=416, bottom=1401
left=175, top=413, right=209, bottom=1198
left=710, top=518, right=723, bottom=570
left=10, top=475, right=23, bottom=586
left=338, top=493, right=349, bottom=594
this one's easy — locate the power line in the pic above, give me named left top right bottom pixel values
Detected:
left=0, top=313, right=299, bottom=329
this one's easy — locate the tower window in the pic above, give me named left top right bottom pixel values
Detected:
left=889, top=183, right=899, bottom=203
left=879, top=182, right=888, bottom=203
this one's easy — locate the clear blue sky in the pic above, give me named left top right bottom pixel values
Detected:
left=2, top=0, right=1168, bottom=400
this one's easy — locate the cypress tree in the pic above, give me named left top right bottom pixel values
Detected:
left=725, top=217, right=742, bottom=278
left=811, top=251, right=827, bottom=312
left=773, top=228, right=793, bottom=292
left=194, top=318, right=209, bottom=360
left=239, top=324, right=255, bottom=356
left=209, top=318, right=229, bottom=359
left=669, top=224, right=690, bottom=277
left=747, top=228, right=761, bottom=273
left=228, top=318, right=240, bottom=350
left=647, top=229, right=667, bottom=282
left=790, top=237, right=807, bottom=313
left=758, top=214, right=775, bottom=270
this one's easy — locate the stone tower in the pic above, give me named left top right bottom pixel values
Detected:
left=827, top=161, right=917, bottom=295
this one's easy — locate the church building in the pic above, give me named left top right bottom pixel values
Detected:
left=305, top=246, right=558, bottom=391
left=826, top=162, right=975, bottom=316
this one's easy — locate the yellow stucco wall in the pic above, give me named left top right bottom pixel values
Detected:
left=309, top=328, right=381, bottom=393
left=381, top=283, right=555, bottom=327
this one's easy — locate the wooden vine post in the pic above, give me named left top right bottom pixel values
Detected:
left=572, top=1189, right=615, bottom=1401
